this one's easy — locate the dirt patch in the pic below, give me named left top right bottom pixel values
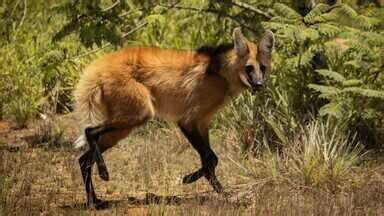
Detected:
left=0, top=114, right=79, bottom=150
left=0, top=121, right=11, bottom=134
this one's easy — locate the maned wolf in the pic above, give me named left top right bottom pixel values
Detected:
left=74, top=27, right=274, bottom=208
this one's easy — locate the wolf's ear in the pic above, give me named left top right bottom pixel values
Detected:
left=232, top=27, right=248, bottom=56
left=258, top=30, right=275, bottom=60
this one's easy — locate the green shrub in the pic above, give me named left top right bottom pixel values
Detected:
left=0, top=1, right=90, bottom=125
left=1, top=0, right=382, bottom=151
left=225, top=2, right=384, bottom=150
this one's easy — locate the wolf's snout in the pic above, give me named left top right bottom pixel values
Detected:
left=252, top=80, right=264, bottom=91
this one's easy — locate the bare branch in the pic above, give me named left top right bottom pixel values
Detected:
left=122, top=21, right=148, bottom=37
left=227, top=1, right=272, bottom=19
left=72, top=21, right=148, bottom=61
left=158, top=3, right=259, bottom=34
left=103, top=0, right=121, bottom=12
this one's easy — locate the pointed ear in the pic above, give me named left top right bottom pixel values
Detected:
left=232, top=27, right=248, bottom=56
left=258, top=30, right=275, bottom=60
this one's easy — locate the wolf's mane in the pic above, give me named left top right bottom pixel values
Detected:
left=196, top=43, right=233, bottom=74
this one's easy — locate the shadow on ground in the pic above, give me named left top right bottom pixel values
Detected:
left=60, top=192, right=247, bottom=211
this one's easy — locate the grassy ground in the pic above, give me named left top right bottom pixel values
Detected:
left=1, top=115, right=384, bottom=215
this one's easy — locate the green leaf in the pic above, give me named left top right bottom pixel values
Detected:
left=343, top=87, right=384, bottom=98
left=342, top=79, right=363, bottom=87
left=313, top=23, right=340, bottom=38
left=146, top=14, right=166, bottom=24
left=316, top=69, right=346, bottom=82
left=304, top=3, right=331, bottom=24
left=319, top=102, right=343, bottom=118
left=264, top=118, right=288, bottom=145
left=308, top=84, right=341, bottom=98
left=273, top=3, right=302, bottom=20
left=335, top=4, right=358, bottom=19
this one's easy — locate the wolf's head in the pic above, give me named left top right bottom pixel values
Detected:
left=220, top=28, right=275, bottom=94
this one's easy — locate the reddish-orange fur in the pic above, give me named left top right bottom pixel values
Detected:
left=75, top=28, right=275, bottom=207
left=75, top=46, right=247, bottom=148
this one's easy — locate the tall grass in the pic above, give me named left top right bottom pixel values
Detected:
left=287, top=120, right=364, bottom=186
left=0, top=1, right=91, bottom=127
left=224, top=119, right=364, bottom=188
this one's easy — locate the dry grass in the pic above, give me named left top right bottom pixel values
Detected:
left=1, top=115, right=384, bottom=215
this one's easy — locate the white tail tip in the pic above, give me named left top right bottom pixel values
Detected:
left=74, top=135, right=87, bottom=149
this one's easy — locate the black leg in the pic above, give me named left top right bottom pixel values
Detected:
left=178, top=123, right=224, bottom=193
left=84, top=118, right=149, bottom=182
left=84, top=126, right=116, bottom=181
left=80, top=124, right=132, bottom=209
left=79, top=150, right=104, bottom=208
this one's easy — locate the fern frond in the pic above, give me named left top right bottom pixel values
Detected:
left=334, top=4, right=358, bottom=19
left=299, top=48, right=316, bottom=67
left=309, top=11, right=338, bottom=23
left=272, top=3, right=302, bottom=20
left=331, top=4, right=373, bottom=30
left=355, top=15, right=373, bottom=30
left=302, top=28, right=320, bottom=41
left=285, top=56, right=300, bottom=69
left=342, top=79, right=363, bottom=87
left=343, top=87, right=384, bottom=98
left=304, top=3, right=331, bottom=24
left=262, top=21, right=291, bottom=32
left=270, top=16, right=302, bottom=25
left=313, top=23, right=340, bottom=38
left=319, top=102, right=343, bottom=118
left=316, top=69, right=346, bottom=82
left=347, top=42, right=374, bottom=57
left=363, top=16, right=382, bottom=28
left=308, top=84, right=341, bottom=98
left=359, top=31, right=384, bottom=47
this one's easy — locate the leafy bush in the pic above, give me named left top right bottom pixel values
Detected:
left=0, top=1, right=91, bottom=126
left=1, top=0, right=382, bottom=151
left=226, top=2, right=384, bottom=149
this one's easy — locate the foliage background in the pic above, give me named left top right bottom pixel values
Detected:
left=0, top=0, right=383, bottom=213
left=2, top=0, right=382, bottom=146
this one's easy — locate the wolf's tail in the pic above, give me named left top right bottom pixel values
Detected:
left=73, top=69, right=107, bottom=148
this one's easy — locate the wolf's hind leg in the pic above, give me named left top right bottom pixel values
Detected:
left=80, top=127, right=138, bottom=208
left=84, top=125, right=112, bottom=181
left=84, top=116, right=150, bottom=181
left=79, top=150, right=104, bottom=208
left=84, top=79, right=155, bottom=181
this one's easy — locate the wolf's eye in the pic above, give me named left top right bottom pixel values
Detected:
left=245, top=65, right=254, bottom=74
